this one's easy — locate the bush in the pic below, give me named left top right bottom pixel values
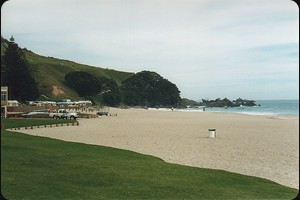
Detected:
left=121, top=71, right=181, bottom=107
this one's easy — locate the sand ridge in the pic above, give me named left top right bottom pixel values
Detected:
left=15, top=108, right=299, bottom=189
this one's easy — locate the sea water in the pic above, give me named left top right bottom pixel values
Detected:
left=181, top=100, right=299, bottom=116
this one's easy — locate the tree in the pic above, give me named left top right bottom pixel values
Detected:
left=101, top=78, right=121, bottom=106
left=121, top=71, right=181, bottom=107
left=64, top=71, right=121, bottom=106
left=64, top=71, right=102, bottom=96
left=101, top=89, right=121, bottom=107
left=2, top=37, right=39, bottom=101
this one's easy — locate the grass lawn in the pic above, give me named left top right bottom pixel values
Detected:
left=1, top=118, right=76, bottom=130
left=1, top=119, right=298, bottom=199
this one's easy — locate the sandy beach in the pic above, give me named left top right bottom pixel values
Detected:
left=14, top=108, right=299, bottom=189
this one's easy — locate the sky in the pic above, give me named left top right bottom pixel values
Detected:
left=1, top=0, right=299, bottom=100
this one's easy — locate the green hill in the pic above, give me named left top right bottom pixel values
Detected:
left=1, top=37, right=134, bottom=100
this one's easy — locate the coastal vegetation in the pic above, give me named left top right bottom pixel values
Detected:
left=1, top=37, right=180, bottom=107
left=1, top=36, right=39, bottom=101
left=1, top=37, right=257, bottom=108
left=1, top=119, right=298, bottom=199
left=64, top=71, right=121, bottom=106
left=121, top=71, right=181, bottom=107
left=1, top=36, right=133, bottom=101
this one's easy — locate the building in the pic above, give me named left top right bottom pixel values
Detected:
left=1, top=86, right=8, bottom=118
left=7, top=100, right=19, bottom=107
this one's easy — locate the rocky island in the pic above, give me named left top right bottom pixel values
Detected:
left=201, top=98, right=258, bottom=107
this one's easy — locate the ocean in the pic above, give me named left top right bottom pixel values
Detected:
left=180, top=100, right=299, bottom=116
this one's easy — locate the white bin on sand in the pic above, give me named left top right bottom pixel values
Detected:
left=208, top=129, right=216, bottom=138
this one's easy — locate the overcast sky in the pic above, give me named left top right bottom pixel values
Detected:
left=1, top=0, right=299, bottom=100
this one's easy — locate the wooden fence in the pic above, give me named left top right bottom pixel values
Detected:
left=7, top=121, right=80, bottom=131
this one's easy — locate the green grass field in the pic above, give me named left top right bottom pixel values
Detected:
left=1, top=118, right=75, bottom=130
left=1, top=119, right=298, bottom=199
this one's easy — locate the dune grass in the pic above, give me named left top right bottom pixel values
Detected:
left=1, top=119, right=298, bottom=199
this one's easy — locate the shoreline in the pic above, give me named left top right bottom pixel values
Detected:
left=151, top=107, right=299, bottom=122
left=175, top=108, right=299, bottom=118
left=14, top=108, right=299, bottom=189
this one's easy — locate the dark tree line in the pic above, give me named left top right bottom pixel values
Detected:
left=65, top=71, right=102, bottom=96
left=64, top=71, right=121, bottom=107
left=1, top=37, right=181, bottom=106
left=64, top=70, right=181, bottom=107
left=120, top=71, right=181, bottom=107
left=1, top=36, right=39, bottom=102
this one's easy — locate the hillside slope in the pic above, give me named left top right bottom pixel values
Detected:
left=1, top=37, right=134, bottom=100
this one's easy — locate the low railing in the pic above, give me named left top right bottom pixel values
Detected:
left=7, top=121, right=80, bottom=131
